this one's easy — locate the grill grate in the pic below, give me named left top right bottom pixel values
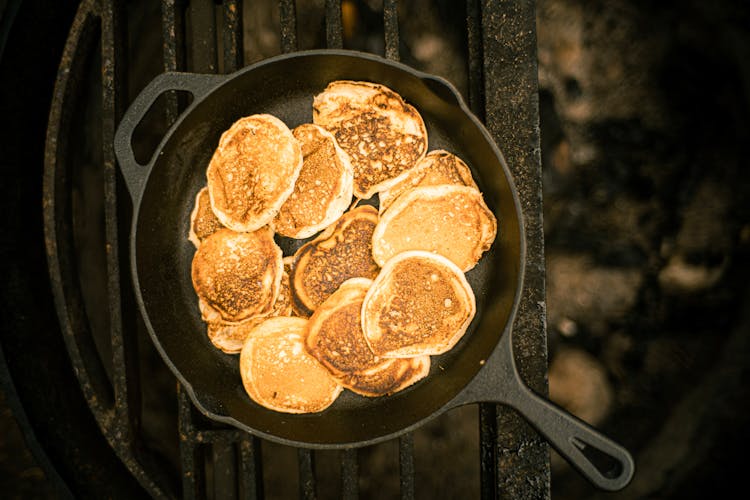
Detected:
left=43, top=1, right=548, bottom=498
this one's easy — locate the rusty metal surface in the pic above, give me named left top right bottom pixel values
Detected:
left=480, top=1, right=550, bottom=498
left=35, top=0, right=549, bottom=498
left=42, top=0, right=172, bottom=497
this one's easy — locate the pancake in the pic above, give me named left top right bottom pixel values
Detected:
left=378, top=150, right=479, bottom=214
left=273, top=124, right=354, bottom=239
left=345, top=356, right=430, bottom=397
left=206, top=316, right=267, bottom=354
left=207, top=114, right=303, bottom=232
left=191, top=227, right=283, bottom=323
left=239, top=317, right=342, bottom=413
left=305, top=278, right=377, bottom=377
left=361, top=250, right=476, bottom=358
left=276, top=256, right=295, bottom=317
left=371, top=185, right=497, bottom=272
left=313, top=80, right=428, bottom=199
left=306, top=277, right=430, bottom=396
left=291, top=205, right=380, bottom=316
left=205, top=258, right=293, bottom=354
left=189, top=187, right=224, bottom=247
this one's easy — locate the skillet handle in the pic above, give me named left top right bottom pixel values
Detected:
left=113, top=72, right=226, bottom=203
left=506, top=381, right=635, bottom=491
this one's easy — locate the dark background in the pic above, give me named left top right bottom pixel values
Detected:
left=1, top=0, right=750, bottom=498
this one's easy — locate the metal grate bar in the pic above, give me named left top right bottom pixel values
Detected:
left=194, top=430, right=247, bottom=444
left=101, top=0, right=134, bottom=429
left=479, top=1, right=549, bottom=498
left=479, top=404, right=498, bottom=500
left=325, top=0, right=343, bottom=49
left=298, top=448, right=317, bottom=499
left=102, top=2, right=172, bottom=497
left=179, top=386, right=208, bottom=499
left=212, top=441, right=239, bottom=499
left=340, top=449, right=359, bottom=500
left=239, top=436, right=264, bottom=500
left=465, top=0, right=485, bottom=121
left=279, top=0, right=298, bottom=53
left=189, top=0, right=218, bottom=73
left=383, top=0, right=399, bottom=61
left=162, top=0, right=185, bottom=125
left=398, top=434, right=415, bottom=500
left=222, top=0, right=243, bottom=72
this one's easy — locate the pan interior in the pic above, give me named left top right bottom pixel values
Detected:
left=134, top=53, right=522, bottom=446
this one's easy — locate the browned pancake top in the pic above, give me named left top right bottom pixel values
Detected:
left=190, top=187, right=224, bottom=243
left=205, top=259, right=293, bottom=354
left=207, top=115, right=301, bottom=231
left=306, top=279, right=378, bottom=375
left=292, top=205, right=380, bottom=315
left=274, top=124, right=351, bottom=237
left=313, top=81, right=427, bottom=198
left=362, top=251, right=475, bottom=357
left=207, top=317, right=267, bottom=354
left=343, top=357, right=430, bottom=397
left=332, top=111, right=425, bottom=197
left=273, top=258, right=294, bottom=317
left=373, top=260, right=463, bottom=350
left=314, top=301, right=377, bottom=371
left=191, top=228, right=281, bottom=322
left=379, top=150, right=478, bottom=212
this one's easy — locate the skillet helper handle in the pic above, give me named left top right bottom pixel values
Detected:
left=113, top=72, right=226, bottom=202
left=510, top=382, right=635, bottom=491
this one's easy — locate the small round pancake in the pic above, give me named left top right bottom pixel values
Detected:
left=206, top=316, right=267, bottom=354
left=344, top=356, right=430, bottom=397
left=372, top=185, right=497, bottom=272
left=205, top=258, right=293, bottom=354
left=362, top=250, right=476, bottom=358
left=273, top=124, right=354, bottom=239
left=313, top=80, right=428, bottom=199
left=305, top=278, right=377, bottom=377
left=240, top=317, right=342, bottom=414
left=207, top=114, right=303, bottom=232
left=191, top=227, right=283, bottom=323
left=306, top=278, right=430, bottom=396
left=378, top=150, right=479, bottom=214
left=189, top=187, right=224, bottom=247
left=291, top=205, right=380, bottom=316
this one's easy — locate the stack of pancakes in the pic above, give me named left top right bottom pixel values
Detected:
left=189, top=81, right=497, bottom=414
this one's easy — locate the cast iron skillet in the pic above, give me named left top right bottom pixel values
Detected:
left=114, top=50, right=633, bottom=491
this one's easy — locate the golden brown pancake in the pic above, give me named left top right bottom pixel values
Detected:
left=273, top=124, right=354, bottom=238
left=206, top=114, right=303, bottom=232
left=306, top=278, right=430, bottom=396
left=344, top=356, right=430, bottom=397
left=305, top=278, right=378, bottom=377
left=189, top=187, right=224, bottom=247
left=378, top=150, right=479, bottom=213
left=362, top=250, right=476, bottom=357
left=206, top=316, right=267, bottom=354
left=372, top=185, right=497, bottom=272
left=191, top=227, right=282, bottom=323
left=291, top=205, right=380, bottom=316
left=205, top=258, right=294, bottom=354
left=239, top=317, right=342, bottom=413
left=313, top=80, right=428, bottom=199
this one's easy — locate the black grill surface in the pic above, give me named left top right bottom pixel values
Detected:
left=2, top=1, right=548, bottom=498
